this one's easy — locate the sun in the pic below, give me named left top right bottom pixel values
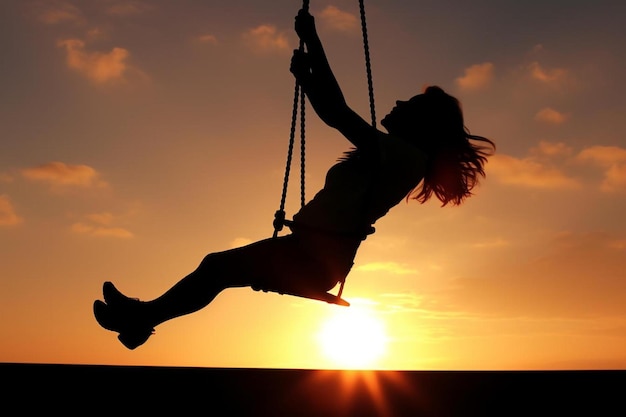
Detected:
left=317, top=303, right=388, bottom=369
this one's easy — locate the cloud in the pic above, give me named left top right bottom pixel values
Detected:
left=71, top=211, right=133, bottom=238
left=531, top=141, right=573, bottom=158
left=0, top=195, right=23, bottom=227
left=377, top=293, right=425, bottom=313
left=85, top=212, right=115, bottom=225
left=577, top=146, right=626, bottom=192
left=492, top=144, right=626, bottom=193
left=57, top=39, right=131, bottom=84
left=196, top=34, right=219, bottom=45
left=435, top=232, right=626, bottom=318
left=376, top=293, right=468, bottom=318
left=37, top=1, right=83, bottom=25
left=535, top=107, right=569, bottom=125
left=21, top=161, right=108, bottom=189
left=230, top=237, right=253, bottom=248
left=355, top=261, right=418, bottom=275
left=85, top=28, right=107, bottom=41
left=455, top=62, right=494, bottom=92
left=242, top=25, right=290, bottom=53
left=529, top=61, right=568, bottom=84
left=577, top=146, right=626, bottom=166
left=320, top=6, right=358, bottom=32
left=488, top=154, right=579, bottom=189
left=71, top=222, right=134, bottom=238
left=601, top=165, right=626, bottom=192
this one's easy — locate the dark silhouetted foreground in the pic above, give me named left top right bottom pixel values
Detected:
left=94, top=7, right=496, bottom=352
left=2, top=363, right=622, bottom=416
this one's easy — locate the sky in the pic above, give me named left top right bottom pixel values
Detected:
left=1, top=0, right=626, bottom=370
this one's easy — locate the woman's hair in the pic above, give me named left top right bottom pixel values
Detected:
left=409, top=86, right=495, bottom=206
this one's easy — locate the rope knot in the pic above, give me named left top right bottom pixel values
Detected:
left=273, top=209, right=286, bottom=233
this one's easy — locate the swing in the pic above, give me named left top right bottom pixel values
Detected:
left=265, top=0, right=376, bottom=307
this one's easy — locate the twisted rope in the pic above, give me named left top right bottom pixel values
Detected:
left=359, top=0, right=376, bottom=128
left=273, top=0, right=309, bottom=238
left=274, top=0, right=376, bottom=238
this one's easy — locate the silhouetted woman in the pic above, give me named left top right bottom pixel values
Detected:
left=94, top=9, right=495, bottom=349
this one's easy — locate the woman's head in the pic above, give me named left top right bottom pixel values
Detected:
left=382, top=86, right=495, bottom=206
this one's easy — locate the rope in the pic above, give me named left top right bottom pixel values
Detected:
left=272, top=83, right=300, bottom=238
left=300, top=0, right=310, bottom=210
left=273, top=0, right=309, bottom=238
left=299, top=87, right=306, bottom=209
left=359, top=0, right=376, bottom=128
left=273, top=0, right=376, bottom=237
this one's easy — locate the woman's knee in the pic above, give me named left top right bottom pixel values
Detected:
left=196, top=252, right=231, bottom=281
left=198, top=252, right=218, bottom=270
left=196, top=247, right=268, bottom=288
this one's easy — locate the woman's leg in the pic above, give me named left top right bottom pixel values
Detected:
left=95, top=232, right=360, bottom=349
left=95, top=234, right=330, bottom=343
left=140, top=235, right=320, bottom=326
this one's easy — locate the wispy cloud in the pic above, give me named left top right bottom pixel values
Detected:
left=378, top=293, right=423, bottom=312
left=488, top=153, right=579, bottom=189
left=531, top=141, right=573, bottom=158
left=600, top=165, right=626, bottom=193
left=529, top=61, right=568, bottom=84
left=455, top=62, right=494, bottom=92
left=577, top=146, right=626, bottom=166
left=491, top=143, right=626, bottom=192
left=85, top=212, right=115, bottom=225
left=37, top=1, right=83, bottom=25
left=71, top=211, right=133, bottom=238
left=355, top=261, right=418, bottom=275
left=0, top=195, right=23, bottom=227
left=37, top=2, right=148, bottom=84
left=320, top=6, right=358, bottom=32
left=242, top=25, right=289, bottom=53
left=376, top=293, right=460, bottom=317
left=57, top=39, right=132, bottom=84
left=195, top=34, right=219, bottom=45
left=71, top=222, right=134, bottom=238
left=577, top=146, right=626, bottom=192
left=535, top=107, right=569, bottom=125
left=84, top=28, right=107, bottom=41
left=230, top=237, right=253, bottom=248
left=436, top=231, right=626, bottom=318
left=21, top=161, right=108, bottom=189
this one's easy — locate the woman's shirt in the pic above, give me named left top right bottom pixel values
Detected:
left=292, top=131, right=427, bottom=237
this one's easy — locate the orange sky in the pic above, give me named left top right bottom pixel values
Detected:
left=1, top=0, right=626, bottom=370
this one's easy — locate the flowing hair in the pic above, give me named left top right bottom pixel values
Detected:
left=409, top=86, right=495, bottom=206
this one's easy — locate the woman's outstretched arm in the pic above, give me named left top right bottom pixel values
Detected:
left=291, top=9, right=376, bottom=149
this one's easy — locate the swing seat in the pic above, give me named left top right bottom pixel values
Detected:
left=277, top=288, right=350, bottom=306
left=255, top=285, right=350, bottom=306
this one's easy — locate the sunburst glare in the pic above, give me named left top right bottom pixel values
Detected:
left=317, top=302, right=388, bottom=369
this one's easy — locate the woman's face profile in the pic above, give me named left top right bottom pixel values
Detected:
left=381, top=95, right=424, bottom=134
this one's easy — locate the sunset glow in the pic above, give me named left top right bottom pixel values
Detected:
left=1, top=1, right=626, bottom=370
left=317, top=304, right=388, bottom=369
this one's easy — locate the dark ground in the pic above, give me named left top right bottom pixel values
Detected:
left=2, top=363, right=623, bottom=416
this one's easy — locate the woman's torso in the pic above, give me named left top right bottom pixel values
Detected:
left=293, top=131, right=427, bottom=237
